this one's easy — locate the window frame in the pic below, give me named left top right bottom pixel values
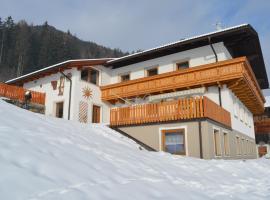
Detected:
left=80, top=67, right=100, bottom=86
left=176, top=61, right=189, bottom=70
left=119, top=73, right=130, bottom=82
left=161, top=128, right=186, bottom=155
left=236, top=136, right=241, bottom=156
left=223, top=131, right=230, bottom=157
left=145, top=66, right=158, bottom=77
left=213, top=128, right=222, bottom=157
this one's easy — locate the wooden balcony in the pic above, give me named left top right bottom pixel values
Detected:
left=254, top=117, right=270, bottom=134
left=0, top=83, right=46, bottom=105
left=110, top=96, right=231, bottom=128
left=101, top=57, right=265, bottom=115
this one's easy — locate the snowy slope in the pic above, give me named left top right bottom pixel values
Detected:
left=0, top=100, right=270, bottom=200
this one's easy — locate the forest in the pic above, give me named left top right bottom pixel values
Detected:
left=0, top=16, right=128, bottom=81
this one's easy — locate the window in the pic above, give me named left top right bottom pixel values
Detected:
left=120, top=74, right=130, bottom=82
left=147, top=68, right=158, bottom=77
left=162, top=129, right=185, bottom=155
left=55, top=102, right=64, bottom=118
left=176, top=61, right=189, bottom=70
left=223, top=132, right=229, bottom=156
left=236, top=136, right=241, bottom=155
left=81, top=68, right=99, bottom=85
left=213, top=129, right=221, bottom=156
left=242, top=138, right=246, bottom=155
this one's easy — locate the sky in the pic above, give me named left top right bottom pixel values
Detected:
left=1, top=0, right=270, bottom=93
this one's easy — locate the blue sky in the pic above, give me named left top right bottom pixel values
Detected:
left=1, top=0, right=270, bottom=92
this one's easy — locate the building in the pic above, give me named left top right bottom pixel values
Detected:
left=6, top=24, right=268, bottom=159
left=254, top=98, right=270, bottom=157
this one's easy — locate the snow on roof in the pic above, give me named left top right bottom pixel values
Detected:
left=107, top=24, right=249, bottom=64
left=5, top=58, right=114, bottom=84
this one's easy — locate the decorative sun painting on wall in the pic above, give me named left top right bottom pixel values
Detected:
left=82, top=86, right=93, bottom=100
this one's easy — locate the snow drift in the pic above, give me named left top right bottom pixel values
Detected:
left=0, top=100, right=270, bottom=200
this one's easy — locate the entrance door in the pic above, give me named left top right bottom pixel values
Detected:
left=56, top=102, right=64, bottom=118
left=92, top=105, right=101, bottom=123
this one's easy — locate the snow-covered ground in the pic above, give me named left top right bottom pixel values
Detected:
left=0, top=100, right=270, bottom=200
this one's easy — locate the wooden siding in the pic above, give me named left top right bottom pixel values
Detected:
left=254, top=117, right=270, bottom=134
left=101, top=57, right=264, bottom=115
left=0, top=83, right=45, bottom=105
left=110, top=96, right=231, bottom=128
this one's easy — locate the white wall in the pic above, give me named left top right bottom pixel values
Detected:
left=109, top=42, right=232, bottom=84
left=24, top=66, right=111, bottom=123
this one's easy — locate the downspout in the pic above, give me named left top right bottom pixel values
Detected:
left=60, top=71, right=72, bottom=120
left=198, top=120, right=203, bottom=159
left=208, top=37, right=222, bottom=107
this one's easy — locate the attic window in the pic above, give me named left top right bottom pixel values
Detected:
left=120, top=74, right=130, bottom=82
left=176, top=61, right=189, bottom=70
left=81, top=68, right=99, bottom=85
left=147, top=68, right=158, bottom=77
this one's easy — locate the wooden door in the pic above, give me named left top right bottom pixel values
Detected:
left=56, top=102, right=64, bottom=118
left=92, top=105, right=101, bottom=123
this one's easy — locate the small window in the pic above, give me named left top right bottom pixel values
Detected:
left=162, top=129, right=185, bottom=155
left=81, top=69, right=88, bottom=81
left=214, top=129, right=221, bottom=156
left=242, top=138, right=246, bottom=155
left=81, top=68, right=99, bottom=85
left=120, top=74, right=130, bottom=82
left=55, top=102, right=64, bottom=118
left=147, top=68, right=158, bottom=77
left=223, top=132, right=229, bottom=156
left=236, top=136, right=241, bottom=155
left=176, top=61, right=189, bottom=70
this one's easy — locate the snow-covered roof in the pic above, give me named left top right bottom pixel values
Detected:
left=6, top=58, right=114, bottom=84
left=107, top=24, right=249, bottom=65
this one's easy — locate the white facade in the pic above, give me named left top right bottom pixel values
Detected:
left=22, top=42, right=255, bottom=139
left=110, top=42, right=231, bottom=84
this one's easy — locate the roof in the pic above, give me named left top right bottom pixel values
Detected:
left=6, top=58, right=113, bottom=85
left=106, top=24, right=269, bottom=89
left=6, top=24, right=269, bottom=89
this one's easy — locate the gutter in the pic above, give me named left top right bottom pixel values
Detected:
left=208, top=37, right=222, bottom=107
left=59, top=71, right=72, bottom=120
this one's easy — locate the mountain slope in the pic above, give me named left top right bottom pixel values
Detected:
left=0, top=100, right=270, bottom=200
left=0, top=17, right=128, bottom=82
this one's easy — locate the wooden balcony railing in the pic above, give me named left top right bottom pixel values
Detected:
left=101, top=57, right=265, bottom=115
left=254, top=117, right=270, bottom=134
left=0, top=82, right=46, bottom=105
left=110, top=96, right=231, bottom=127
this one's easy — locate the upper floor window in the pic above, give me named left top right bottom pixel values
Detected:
left=81, top=68, right=99, bottom=85
left=120, top=74, right=130, bottom=82
left=176, top=61, right=189, bottom=70
left=147, top=67, right=158, bottom=77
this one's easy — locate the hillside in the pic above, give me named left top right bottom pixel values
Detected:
left=0, top=99, right=270, bottom=199
left=0, top=16, right=128, bottom=82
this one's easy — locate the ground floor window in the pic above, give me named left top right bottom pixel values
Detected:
left=162, top=129, right=185, bottom=155
left=213, top=129, right=221, bottom=156
left=223, top=132, right=230, bottom=156
left=55, top=102, right=64, bottom=118
left=236, top=136, right=241, bottom=155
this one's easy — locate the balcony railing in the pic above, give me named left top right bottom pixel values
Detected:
left=0, top=83, right=46, bottom=105
left=110, top=96, right=231, bottom=127
left=101, top=57, right=265, bottom=115
left=254, top=117, right=270, bottom=134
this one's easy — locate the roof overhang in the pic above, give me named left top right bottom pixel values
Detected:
left=6, top=58, right=114, bottom=85
left=106, top=24, right=269, bottom=89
